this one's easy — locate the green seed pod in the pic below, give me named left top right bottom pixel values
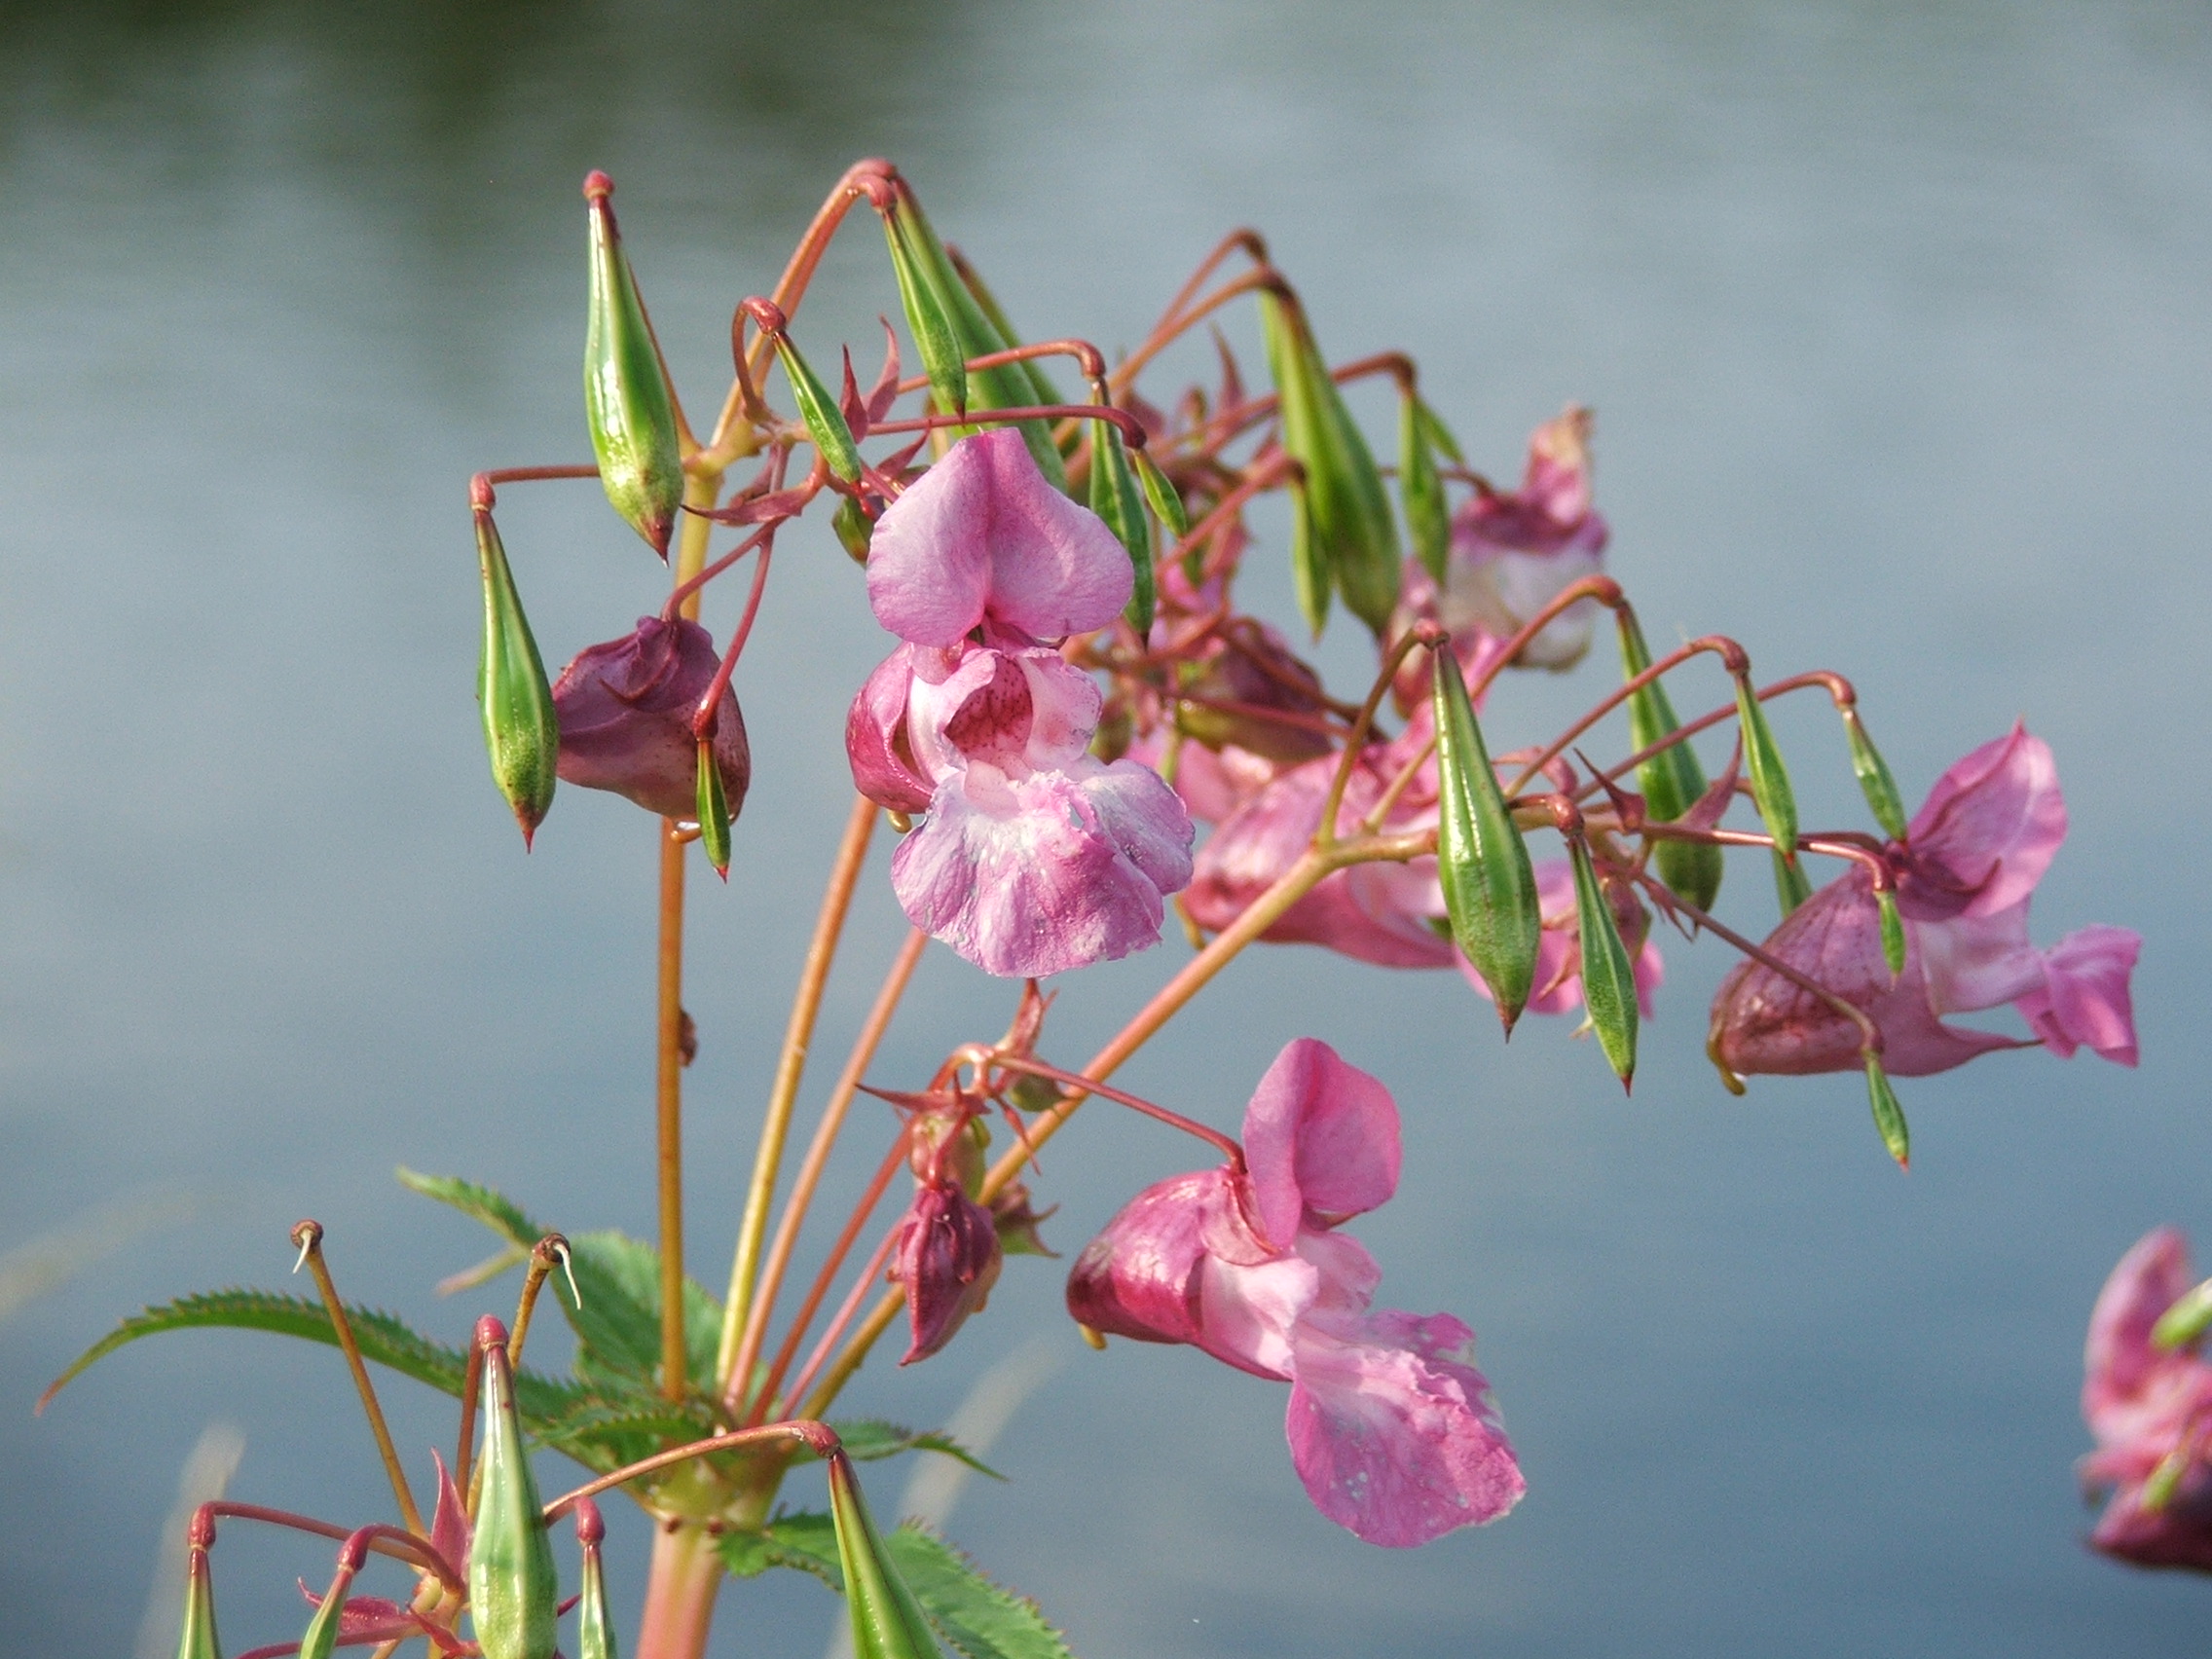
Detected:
left=1616, top=612, right=1722, bottom=913
left=1876, top=886, right=1907, bottom=976
left=826, top=1450, right=945, bottom=1659
left=948, top=245, right=1065, bottom=410
left=882, top=214, right=967, bottom=419
left=887, top=199, right=1063, bottom=487
left=1399, top=389, right=1450, bottom=585
left=1088, top=419, right=1155, bottom=634
left=1567, top=833, right=1639, bottom=1088
left=1414, top=398, right=1465, bottom=465
left=1259, top=289, right=1399, bottom=636
left=573, top=1500, right=618, bottom=1659
left=583, top=172, right=684, bottom=558
left=1844, top=707, right=1910, bottom=841
left=1864, top=1054, right=1910, bottom=1169
left=297, top=1544, right=361, bottom=1659
left=1771, top=847, right=1813, bottom=918
left=2153, top=1277, right=2212, bottom=1352
left=468, top=1318, right=559, bottom=1659
left=1286, top=473, right=1329, bottom=636
left=696, top=739, right=732, bottom=879
left=175, top=1525, right=222, bottom=1659
left=1431, top=643, right=1542, bottom=1034
left=1733, top=673, right=1799, bottom=859
left=1133, top=448, right=1189, bottom=537
left=833, top=496, right=874, bottom=564
left=773, top=333, right=864, bottom=485
left=476, top=507, right=559, bottom=848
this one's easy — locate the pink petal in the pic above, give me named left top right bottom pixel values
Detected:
left=1284, top=1309, right=1525, bottom=1547
left=553, top=617, right=751, bottom=821
left=845, top=646, right=935, bottom=814
left=1901, top=724, right=2067, bottom=921
left=2084, top=1228, right=2197, bottom=1443
left=1198, top=1250, right=1320, bottom=1380
left=1915, top=902, right=2046, bottom=1014
left=866, top=430, right=1131, bottom=646
left=2088, top=1476, right=2212, bottom=1571
left=1706, top=871, right=2024, bottom=1078
left=2015, top=925, right=2141, bottom=1065
left=1240, top=1039, right=1401, bottom=1244
left=1065, top=1168, right=1231, bottom=1349
left=889, top=762, right=1186, bottom=978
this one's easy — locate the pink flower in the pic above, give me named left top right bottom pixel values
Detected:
left=849, top=432, right=1195, bottom=978
left=1387, top=406, right=1607, bottom=708
left=553, top=616, right=751, bottom=821
left=1709, top=725, right=2139, bottom=1077
left=1066, top=1039, right=1525, bottom=1547
left=2080, top=1229, right=2212, bottom=1570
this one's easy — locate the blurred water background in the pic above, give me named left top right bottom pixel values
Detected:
left=3, top=1, right=2209, bottom=1653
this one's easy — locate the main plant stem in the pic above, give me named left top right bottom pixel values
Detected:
left=655, top=469, right=720, bottom=1402
left=637, top=1522, right=724, bottom=1659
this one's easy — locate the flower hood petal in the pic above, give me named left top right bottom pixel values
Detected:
left=1240, top=1038, right=1401, bottom=1243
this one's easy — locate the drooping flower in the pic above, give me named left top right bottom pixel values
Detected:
left=889, top=1180, right=1003, bottom=1365
left=1709, top=725, right=2139, bottom=1077
left=552, top=616, right=751, bottom=821
left=1066, top=1039, right=1525, bottom=1547
left=848, top=430, right=1196, bottom=978
left=2080, top=1229, right=2212, bottom=1569
left=1387, top=406, right=1608, bottom=708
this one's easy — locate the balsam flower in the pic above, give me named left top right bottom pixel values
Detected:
left=1066, top=1039, right=1525, bottom=1547
left=553, top=616, right=751, bottom=821
left=1388, top=405, right=1608, bottom=707
left=1709, top=725, right=2139, bottom=1077
left=848, top=430, right=1195, bottom=978
left=2080, top=1229, right=2212, bottom=1569
left=889, top=1179, right=1003, bottom=1365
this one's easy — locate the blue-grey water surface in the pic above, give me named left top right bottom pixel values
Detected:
left=4, top=2, right=2210, bottom=1653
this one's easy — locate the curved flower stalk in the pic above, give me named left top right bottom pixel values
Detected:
left=847, top=428, right=1196, bottom=977
left=1067, top=1039, right=1525, bottom=1546
left=1710, top=725, right=2139, bottom=1077
left=2081, top=1229, right=2212, bottom=1568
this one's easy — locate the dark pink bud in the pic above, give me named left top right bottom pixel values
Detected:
left=889, top=1180, right=1002, bottom=1364
left=553, top=617, right=751, bottom=822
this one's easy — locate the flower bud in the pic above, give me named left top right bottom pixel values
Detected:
left=889, top=1180, right=1003, bottom=1365
left=553, top=617, right=750, bottom=822
left=989, top=1181, right=1057, bottom=1258
left=825, top=1449, right=946, bottom=1659
left=468, top=1316, right=560, bottom=1659
left=476, top=507, right=559, bottom=847
left=1261, top=290, right=1400, bottom=635
left=583, top=172, right=684, bottom=558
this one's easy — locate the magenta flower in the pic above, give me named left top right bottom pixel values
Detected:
left=848, top=431, right=1195, bottom=978
left=1709, top=725, right=2139, bottom=1077
left=1066, top=1039, right=1525, bottom=1547
left=2080, top=1229, right=2212, bottom=1569
left=1388, top=406, right=1608, bottom=707
left=553, top=616, right=751, bottom=822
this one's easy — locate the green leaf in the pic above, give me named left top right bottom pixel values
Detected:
left=584, top=178, right=684, bottom=557
left=1431, top=642, right=1542, bottom=1033
left=720, top=1510, right=845, bottom=1586
left=1864, top=1054, right=1910, bottom=1169
left=1087, top=419, right=1154, bottom=634
left=1733, top=674, right=1799, bottom=860
left=774, top=333, right=865, bottom=484
left=822, top=1419, right=1003, bottom=1479
left=1771, top=847, right=1813, bottom=918
left=396, top=1170, right=721, bottom=1392
left=696, top=740, right=732, bottom=879
left=1259, top=289, right=1399, bottom=635
left=1615, top=611, right=1721, bottom=913
left=1567, top=836, right=1639, bottom=1088
left=886, top=1528, right=1075, bottom=1659
left=531, top=1394, right=719, bottom=1476
left=1398, top=390, right=1450, bottom=584
left=475, top=508, right=559, bottom=848
left=1844, top=708, right=1909, bottom=841
left=38, top=1288, right=586, bottom=1424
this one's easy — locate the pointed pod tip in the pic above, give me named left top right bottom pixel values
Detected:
left=474, top=1314, right=510, bottom=1352
left=583, top=170, right=614, bottom=202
